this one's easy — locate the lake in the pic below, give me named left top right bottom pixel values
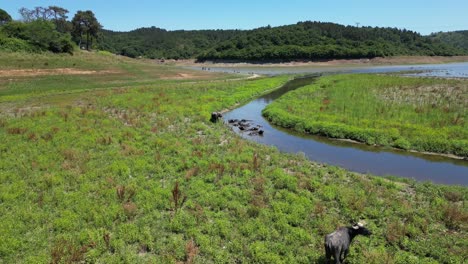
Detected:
left=188, top=61, right=468, bottom=77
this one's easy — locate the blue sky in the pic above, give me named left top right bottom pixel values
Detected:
left=2, top=0, right=467, bottom=35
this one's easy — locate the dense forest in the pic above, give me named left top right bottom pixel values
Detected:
left=430, top=30, right=468, bottom=52
left=99, top=27, right=240, bottom=59
left=1, top=6, right=467, bottom=61
left=100, top=21, right=466, bottom=61
left=197, top=22, right=465, bottom=61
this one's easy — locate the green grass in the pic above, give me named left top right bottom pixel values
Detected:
left=0, top=51, right=239, bottom=103
left=263, top=74, right=468, bottom=157
left=0, top=51, right=118, bottom=70
left=0, top=52, right=467, bottom=263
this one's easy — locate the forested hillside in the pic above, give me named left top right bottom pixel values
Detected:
left=197, top=22, right=464, bottom=61
left=99, top=21, right=466, bottom=61
left=2, top=5, right=466, bottom=61
left=430, top=30, right=468, bottom=52
left=99, top=27, right=240, bottom=59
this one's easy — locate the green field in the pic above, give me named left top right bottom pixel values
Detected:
left=263, top=74, right=468, bottom=157
left=0, top=52, right=467, bottom=263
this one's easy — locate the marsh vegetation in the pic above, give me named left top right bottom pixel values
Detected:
left=0, top=52, right=467, bottom=263
left=263, top=74, right=468, bottom=158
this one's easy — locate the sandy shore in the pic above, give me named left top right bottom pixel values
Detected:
left=170, top=56, right=468, bottom=68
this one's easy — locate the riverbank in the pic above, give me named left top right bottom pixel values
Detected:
left=262, top=74, right=468, bottom=158
left=171, top=55, right=468, bottom=68
left=224, top=75, right=468, bottom=185
left=1, top=51, right=467, bottom=263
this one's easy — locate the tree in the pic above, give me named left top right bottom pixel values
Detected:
left=1, top=19, right=74, bottom=53
left=19, top=7, right=52, bottom=22
left=71, top=10, right=101, bottom=50
left=3, top=6, right=75, bottom=54
left=48, top=6, right=70, bottom=33
left=0, top=8, right=12, bottom=25
left=49, top=6, right=68, bottom=21
left=18, top=6, right=71, bottom=33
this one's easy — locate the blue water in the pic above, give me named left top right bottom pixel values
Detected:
left=189, top=61, right=468, bottom=78
left=217, top=63, right=468, bottom=185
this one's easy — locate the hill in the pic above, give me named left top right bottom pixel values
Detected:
left=98, top=21, right=466, bottom=61
left=430, top=30, right=468, bottom=52
left=99, top=27, right=240, bottom=59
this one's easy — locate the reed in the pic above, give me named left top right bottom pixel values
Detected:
left=264, top=74, right=468, bottom=157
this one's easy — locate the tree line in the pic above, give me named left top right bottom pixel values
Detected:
left=1, top=7, right=466, bottom=61
left=0, top=6, right=100, bottom=53
left=430, top=30, right=468, bottom=52
left=99, top=21, right=466, bottom=61
left=98, top=27, right=241, bottom=59
left=197, top=22, right=465, bottom=61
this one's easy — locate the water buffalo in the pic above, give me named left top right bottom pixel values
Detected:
left=324, top=222, right=372, bottom=264
left=210, top=112, right=222, bottom=123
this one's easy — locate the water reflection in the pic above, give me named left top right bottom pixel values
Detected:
left=188, top=62, right=468, bottom=78
left=223, top=74, right=468, bottom=186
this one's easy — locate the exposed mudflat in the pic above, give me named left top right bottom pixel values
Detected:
left=0, top=68, right=121, bottom=77
left=173, top=56, right=468, bottom=68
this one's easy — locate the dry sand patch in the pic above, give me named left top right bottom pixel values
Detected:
left=0, top=68, right=119, bottom=77
left=160, top=72, right=213, bottom=80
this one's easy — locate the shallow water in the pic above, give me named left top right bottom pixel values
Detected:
left=189, top=61, right=468, bottom=78
left=223, top=70, right=468, bottom=186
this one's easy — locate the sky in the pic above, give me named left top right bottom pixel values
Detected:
left=2, top=0, right=467, bottom=35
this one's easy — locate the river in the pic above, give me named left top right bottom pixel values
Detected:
left=206, top=62, right=468, bottom=185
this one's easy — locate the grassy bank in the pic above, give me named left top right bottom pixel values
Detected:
left=263, top=74, right=468, bottom=157
left=0, top=52, right=467, bottom=263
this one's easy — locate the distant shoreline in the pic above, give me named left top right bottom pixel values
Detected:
left=171, top=56, right=468, bottom=68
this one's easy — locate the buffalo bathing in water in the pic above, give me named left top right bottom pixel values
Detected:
left=324, top=222, right=372, bottom=264
left=228, top=119, right=264, bottom=136
left=210, top=112, right=222, bottom=123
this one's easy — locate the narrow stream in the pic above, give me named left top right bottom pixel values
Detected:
left=223, top=74, right=468, bottom=186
